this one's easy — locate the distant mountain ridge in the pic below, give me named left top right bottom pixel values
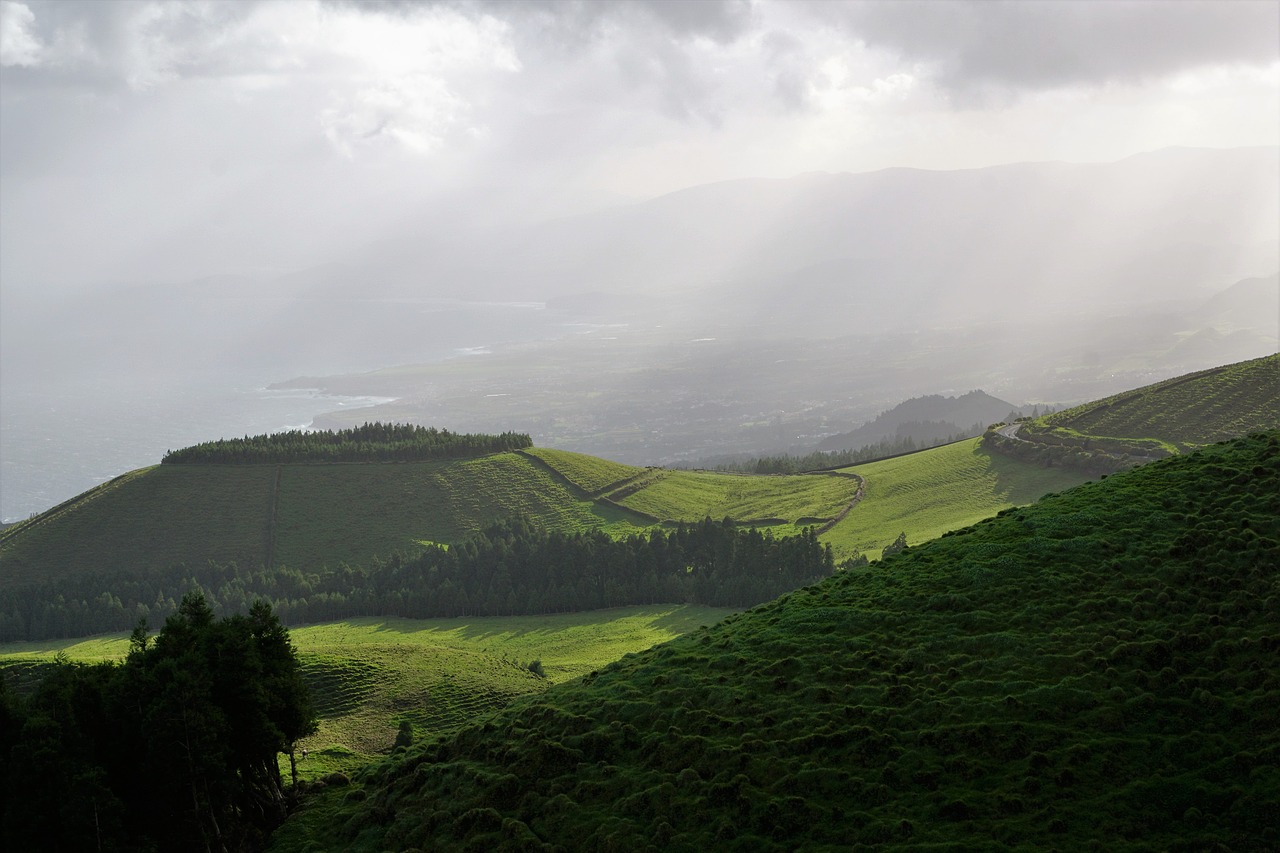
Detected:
left=817, top=390, right=1015, bottom=452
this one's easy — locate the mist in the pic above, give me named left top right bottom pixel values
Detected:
left=2, top=0, right=1278, bottom=521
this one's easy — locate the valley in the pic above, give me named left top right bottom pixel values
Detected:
left=2, top=352, right=1276, bottom=852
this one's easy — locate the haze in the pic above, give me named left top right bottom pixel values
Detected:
left=1, top=0, right=1278, bottom=521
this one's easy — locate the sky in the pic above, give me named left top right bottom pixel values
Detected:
left=1, top=0, right=1278, bottom=296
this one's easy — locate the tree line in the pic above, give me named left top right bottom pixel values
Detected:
left=1, top=595, right=315, bottom=852
left=0, top=518, right=834, bottom=642
left=161, top=422, right=532, bottom=465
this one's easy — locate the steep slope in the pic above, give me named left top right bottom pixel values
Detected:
left=821, top=437, right=1089, bottom=558
left=0, top=453, right=642, bottom=589
left=1033, top=353, right=1279, bottom=449
left=272, top=433, right=1280, bottom=852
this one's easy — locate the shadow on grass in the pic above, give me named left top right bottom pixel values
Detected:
left=979, top=443, right=1092, bottom=505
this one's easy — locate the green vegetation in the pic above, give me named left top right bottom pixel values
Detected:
left=1, top=595, right=315, bottom=852
left=987, top=354, right=1280, bottom=473
left=2, top=605, right=734, bottom=779
left=0, top=517, right=831, bottom=640
left=615, top=469, right=856, bottom=533
left=1, top=449, right=855, bottom=593
left=162, top=422, right=531, bottom=464
left=268, top=453, right=646, bottom=570
left=270, top=433, right=1280, bottom=852
left=0, top=463, right=278, bottom=588
left=712, top=433, right=977, bottom=475
left=520, top=447, right=646, bottom=495
left=1037, top=353, right=1279, bottom=448
left=1, top=448, right=857, bottom=641
left=820, top=437, right=1089, bottom=558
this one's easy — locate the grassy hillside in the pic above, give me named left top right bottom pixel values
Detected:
left=520, top=448, right=646, bottom=495
left=0, top=450, right=859, bottom=592
left=819, top=438, right=1089, bottom=558
left=0, top=605, right=736, bottom=778
left=270, top=433, right=1280, bottom=852
left=615, top=468, right=857, bottom=532
left=0, top=464, right=278, bottom=588
left=1029, top=352, right=1279, bottom=451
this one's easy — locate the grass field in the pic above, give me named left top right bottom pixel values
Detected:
left=521, top=447, right=646, bottom=495
left=1032, top=353, right=1279, bottom=450
left=819, top=438, right=1090, bottom=558
left=1, top=450, right=862, bottom=590
left=271, top=455, right=651, bottom=569
left=616, top=469, right=856, bottom=532
left=0, top=464, right=277, bottom=587
left=0, top=604, right=737, bottom=777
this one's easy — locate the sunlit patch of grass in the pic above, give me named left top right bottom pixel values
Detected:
left=615, top=469, right=858, bottom=533
left=821, top=438, right=1089, bottom=558
left=2, top=604, right=738, bottom=781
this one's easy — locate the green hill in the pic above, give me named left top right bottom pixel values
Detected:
left=0, top=446, right=863, bottom=640
left=820, top=437, right=1090, bottom=558
left=270, top=432, right=1280, bottom=852
left=0, top=449, right=858, bottom=590
left=998, top=353, right=1279, bottom=469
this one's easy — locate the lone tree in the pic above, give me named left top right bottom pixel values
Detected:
left=882, top=532, right=908, bottom=559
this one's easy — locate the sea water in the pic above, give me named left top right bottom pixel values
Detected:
left=0, top=372, right=397, bottom=523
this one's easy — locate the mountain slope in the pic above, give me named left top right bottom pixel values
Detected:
left=0, top=448, right=858, bottom=594
left=816, top=390, right=1015, bottom=452
left=271, top=433, right=1280, bottom=852
left=1034, top=353, right=1279, bottom=448
left=821, top=437, right=1089, bottom=557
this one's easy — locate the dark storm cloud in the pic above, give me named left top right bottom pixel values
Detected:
left=819, top=0, right=1280, bottom=93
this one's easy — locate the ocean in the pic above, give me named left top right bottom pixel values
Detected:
left=0, top=371, right=396, bottom=523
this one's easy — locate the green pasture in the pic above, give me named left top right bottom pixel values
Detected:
left=0, top=464, right=276, bottom=587
left=522, top=447, right=646, bottom=494
left=1036, top=352, right=1279, bottom=449
left=271, top=454, right=648, bottom=570
left=0, top=604, right=736, bottom=777
left=615, top=469, right=857, bottom=531
left=820, top=438, right=1090, bottom=558
left=2, top=448, right=862, bottom=590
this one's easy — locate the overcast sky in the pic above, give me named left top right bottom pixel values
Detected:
left=2, top=0, right=1277, bottom=294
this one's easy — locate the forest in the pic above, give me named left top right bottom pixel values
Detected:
left=0, top=518, right=834, bottom=641
left=161, top=422, right=532, bottom=465
left=0, top=595, right=315, bottom=852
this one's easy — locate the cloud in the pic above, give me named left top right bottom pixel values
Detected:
left=0, top=1, right=42, bottom=67
left=1, top=0, right=1276, bottom=293
left=819, top=0, right=1280, bottom=96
